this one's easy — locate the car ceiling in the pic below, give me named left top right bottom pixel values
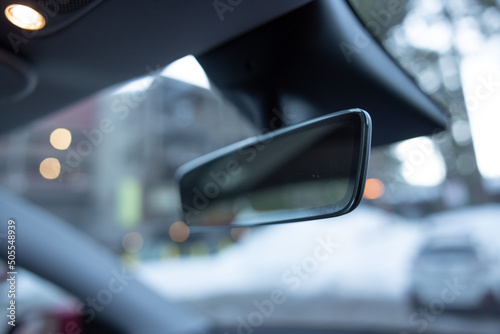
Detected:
left=0, top=0, right=448, bottom=146
left=0, top=0, right=312, bottom=131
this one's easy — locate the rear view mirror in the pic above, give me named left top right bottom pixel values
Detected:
left=177, top=109, right=371, bottom=227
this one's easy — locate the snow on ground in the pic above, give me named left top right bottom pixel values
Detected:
left=428, top=204, right=500, bottom=255
left=138, top=204, right=500, bottom=302
left=138, top=205, right=426, bottom=301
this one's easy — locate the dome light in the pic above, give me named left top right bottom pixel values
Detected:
left=5, top=4, right=46, bottom=31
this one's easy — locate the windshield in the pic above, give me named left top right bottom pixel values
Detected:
left=1, top=0, right=500, bottom=333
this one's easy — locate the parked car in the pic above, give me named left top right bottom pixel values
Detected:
left=410, top=236, right=499, bottom=311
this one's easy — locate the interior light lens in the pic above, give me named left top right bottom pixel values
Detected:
left=5, top=4, right=46, bottom=30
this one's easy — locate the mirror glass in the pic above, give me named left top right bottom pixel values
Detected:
left=177, top=109, right=371, bottom=227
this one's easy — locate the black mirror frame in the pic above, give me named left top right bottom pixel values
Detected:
left=176, top=108, right=372, bottom=227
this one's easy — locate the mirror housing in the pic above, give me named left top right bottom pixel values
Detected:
left=177, top=109, right=371, bottom=227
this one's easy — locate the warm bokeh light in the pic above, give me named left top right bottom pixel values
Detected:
left=39, top=158, right=61, bottom=180
left=5, top=4, right=46, bottom=30
left=122, top=232, right=144, bottom=253
left=50, top=128, right=72, bottom=150
left=169, top=221, right=190, bottom=243
left=363, top=178, right=385, bottom=200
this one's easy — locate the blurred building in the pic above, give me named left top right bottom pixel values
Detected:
left=0, top=75, right=256, bottom=257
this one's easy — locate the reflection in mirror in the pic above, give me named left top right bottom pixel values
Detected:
left=177, top=109, right=371, bottom=227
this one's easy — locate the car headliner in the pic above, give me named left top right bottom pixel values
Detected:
left=0, top=0, right=448, bottom=144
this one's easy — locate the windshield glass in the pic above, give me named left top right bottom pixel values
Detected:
left=1, top=1, right=500, bottom=333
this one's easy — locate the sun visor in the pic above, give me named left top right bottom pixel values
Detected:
left=0, top=48, right=37, bottom=105
left=197, top=0, right=449, bottom=146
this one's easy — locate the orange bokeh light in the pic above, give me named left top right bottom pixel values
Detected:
left=169, top=221, right=190, bottom=243
left=363, top=178, right=385, bottom=200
